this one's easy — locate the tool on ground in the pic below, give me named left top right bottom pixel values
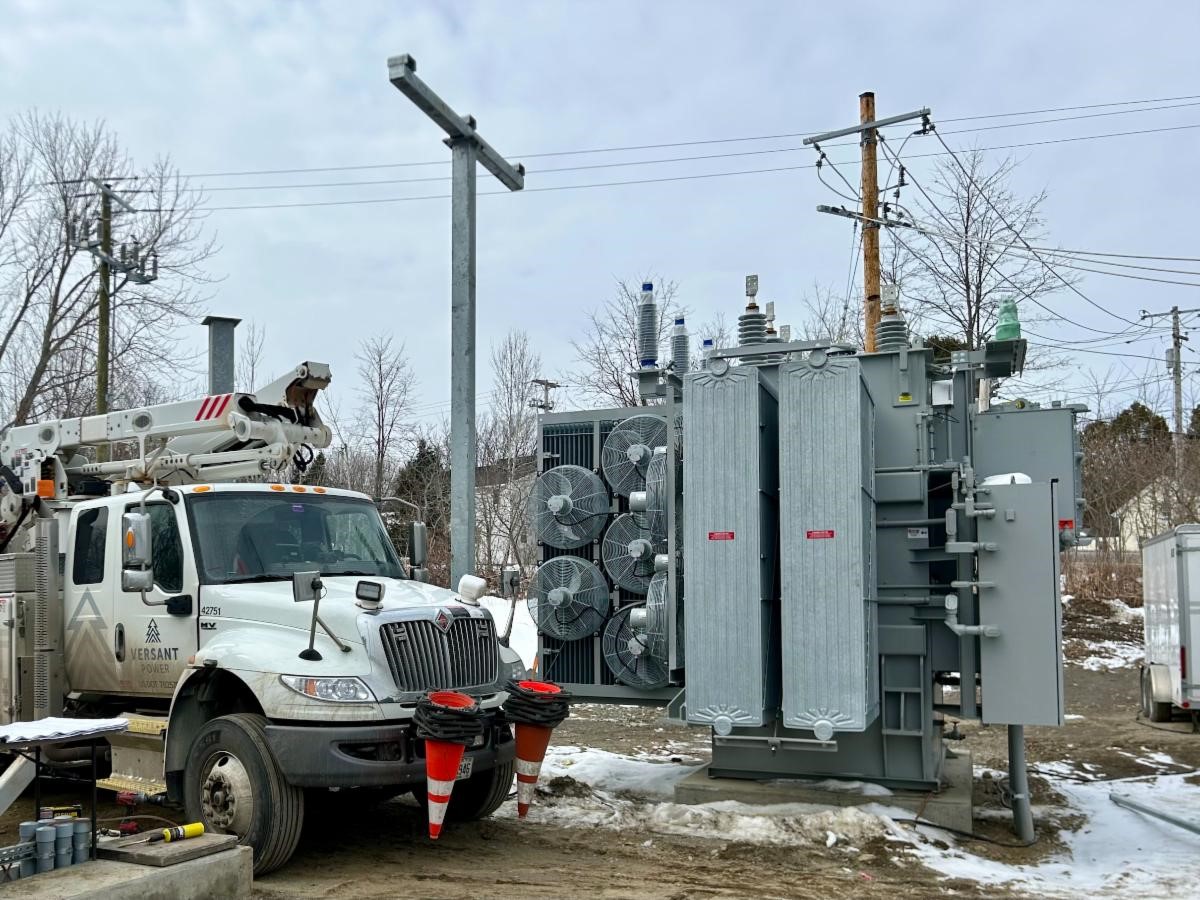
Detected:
left=502, top=679, right=571, bottom=818
left=126, top=823, right=205, bottom=846
left=415, top=691, right=485, bottom=839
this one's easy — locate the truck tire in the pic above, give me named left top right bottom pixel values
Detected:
left=414, top=760, right=515, bottom=823
left=1142, top=666, right=1174, bottom=723
left=183, top=713, right=305, bottom=875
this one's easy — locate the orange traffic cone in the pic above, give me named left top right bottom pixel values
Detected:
left=422, top=691, right=476, bottom=839
left=515, top=722, right=553, bottom=818
left=511, top=680, right=565, bottom=818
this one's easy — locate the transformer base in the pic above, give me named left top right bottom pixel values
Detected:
left=674, top=748, right=974, bottom=835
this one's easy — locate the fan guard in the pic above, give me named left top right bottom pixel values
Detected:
left=602, top=415, right=667, bottom=497
left=530, top=465, right=610, bottom=549
left=642, top=447, right=668, bottom=541
left=602, top=605, right=668, bottom=689
left=601, top=513, right=654, bottom=594
left=528, top=557, right=610, bottom=641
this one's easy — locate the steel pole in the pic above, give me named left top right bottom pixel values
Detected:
left=449, top=137, right=478, bottom=585
left=1008, top=725, right=1035, bottom=843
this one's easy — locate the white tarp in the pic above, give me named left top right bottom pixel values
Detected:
left=0, top=716, right=128, bottom=745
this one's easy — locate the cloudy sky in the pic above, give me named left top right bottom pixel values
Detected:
left=1, top=0, right=1198, bottom=422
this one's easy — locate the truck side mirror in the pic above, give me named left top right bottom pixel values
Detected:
left=122, top=512, right=152, bottom=567
left=407, top=521, right=429, bottom=582
left=121, top=511, right=154, bottom=593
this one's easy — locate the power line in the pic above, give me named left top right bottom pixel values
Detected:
left=168, top=93, right=1200, bottom=182
left=198, top=121, right=1200, bottom=212
left=928, top=125, right=1143, bottom=327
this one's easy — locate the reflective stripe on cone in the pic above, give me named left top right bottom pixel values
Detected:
left=514, top=723, right=554, bottom=819
left=424, top=739, right=466, bottom=840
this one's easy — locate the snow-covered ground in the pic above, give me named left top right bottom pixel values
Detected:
left=519, top=745, right=1200, bottom=899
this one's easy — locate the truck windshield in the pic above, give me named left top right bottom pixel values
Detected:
left=188, top=492, right=406, bottom=584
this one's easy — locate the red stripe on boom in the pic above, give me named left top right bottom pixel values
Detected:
left=211, top=394, right=232, bottom=419
left=195, top=396, right=214, bottom=421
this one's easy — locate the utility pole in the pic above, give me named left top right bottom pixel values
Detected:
left=529, top=378, right=560, bottom=412
left=859, top=92, right=880, bottom=352
left=389, top=54, right=525, bottom=586
left=805, top=100, right=929, bottom=352
left=70, top=179, right=157, bottom=417
left=97, top=188, right=112, bottom=416
left=1141, top=306, right=1200, bottom=517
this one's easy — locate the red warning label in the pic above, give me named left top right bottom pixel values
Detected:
left=708, top=531, right=735, bottom=541
left=806, top=530, right=836, bottom=539
left=1058, top=519, right=1075, bottom=530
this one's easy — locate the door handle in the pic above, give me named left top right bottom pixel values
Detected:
left=114, top=623, right=125, bottom=662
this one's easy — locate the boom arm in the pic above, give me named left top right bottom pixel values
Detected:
left=0, top=362, right=332, bottom=520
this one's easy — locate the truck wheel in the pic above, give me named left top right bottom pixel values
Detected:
left=183, top=713, right=305, bottom=875
left=414, top=760, right=514, bottom=823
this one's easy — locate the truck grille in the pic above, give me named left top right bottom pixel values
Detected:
left=379, top=617, right=499, bottom=692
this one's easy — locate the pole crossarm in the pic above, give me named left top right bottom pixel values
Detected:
left=387, top=55, right=525, bottom=191
left=803, top=108, right=931, bottom=146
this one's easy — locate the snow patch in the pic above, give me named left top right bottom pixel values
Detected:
left=1066, top=638, right=1144, bottom=670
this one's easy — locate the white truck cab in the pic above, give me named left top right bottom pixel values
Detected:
left=0, top=364, right=524, bottom=874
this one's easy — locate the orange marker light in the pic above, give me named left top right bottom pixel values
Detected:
left=313, top=487, right=327, bottom=494
left=291, top=485, right=307, bottom=493
left=193, top=485, right=212, bottom=493
left=269, top=484, right=285, bottom=492
left=36, top=479, right=55, bottom=498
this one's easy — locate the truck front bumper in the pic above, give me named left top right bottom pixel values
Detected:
left=264, top=716, right=514, bottom=788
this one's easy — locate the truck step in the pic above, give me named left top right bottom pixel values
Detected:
left=101, top=713, right=168, bottom=797
left=96, top=772, right=168, bottom=796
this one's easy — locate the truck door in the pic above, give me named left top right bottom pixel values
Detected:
left=118, top=501, right=198, bottom=696
left=64, top=503, right=122, bottom=694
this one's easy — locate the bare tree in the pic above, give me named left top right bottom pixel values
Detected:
left=476, top=331, right=540, bottom=587
left=355, top=335, right=416, bottom=500
left=885, top=149, right=1071, bottom=350
left=568, top=276, right=683, bottom=407
left=237, top=320, right=267, bottom=392
left=0, top=112, right=215, bottom=427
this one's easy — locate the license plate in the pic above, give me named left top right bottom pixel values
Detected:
left=456, top=757, right=474, bottom=781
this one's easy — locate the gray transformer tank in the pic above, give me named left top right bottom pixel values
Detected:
left=532, top=324, right=1081, bottom=803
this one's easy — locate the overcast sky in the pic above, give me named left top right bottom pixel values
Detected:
left=2, top=0, right=1198, bottom=423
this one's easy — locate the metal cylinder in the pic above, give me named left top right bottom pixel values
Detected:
left=671, top=318, right=690, bottom=373
left=637, top=282, right=658, bottom=369
left=1008, top=724, right=1035, bottom=843
left=203, top=315, right=241, bottom=394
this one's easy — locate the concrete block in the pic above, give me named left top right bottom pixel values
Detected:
left=675, top=750, right=974, bottom=834
left=0, top=845, right=252, bottom=899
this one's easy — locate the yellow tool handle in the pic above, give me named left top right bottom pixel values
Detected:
left=153, top=822, right=205, bottom=843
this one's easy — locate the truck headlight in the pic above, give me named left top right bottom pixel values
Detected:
left=280, top=675, right=374, bottom=703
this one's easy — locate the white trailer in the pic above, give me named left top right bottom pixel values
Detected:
left=1140, top=525, right=1200, bottom=721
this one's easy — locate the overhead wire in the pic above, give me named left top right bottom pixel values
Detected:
left=195, top=121, right=1200, bottom=212
left=165, top=93, right=1200, bottom=182
left=928, top=125, right=1144, bottom=327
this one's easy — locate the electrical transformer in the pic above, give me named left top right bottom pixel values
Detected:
left=531, top=279, right=1082, bottom=835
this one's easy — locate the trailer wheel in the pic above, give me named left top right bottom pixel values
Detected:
left=1141, top=666, right=1174, bottom=723
left=414, top=760, right=515, bottom=823
left=183, top=713, right=305, bottom=875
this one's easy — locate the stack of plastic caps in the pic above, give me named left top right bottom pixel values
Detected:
left=73, top=819, right=90, bottom=864
left=53, top=819, right=73, bottom=870
left=17, top=821, right=37, bottom=879
left=502, top=680, right=572, bottom=818
left=414, top=690, right=485, bottom=839
left=34, top=825, right=54, bottom=874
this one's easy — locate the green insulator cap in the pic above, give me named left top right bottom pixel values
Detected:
left=994, top=297, right=1021, bottom=341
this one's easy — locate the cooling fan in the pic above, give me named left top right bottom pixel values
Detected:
left=602, top=415, right=667, bottom=497
left=530, top=465, right=610, bottom=549
left=528, top=556, right=610, bottom=641
left=602, top=605, right=668, bottom=689
left=630, top=447, right=669, bottom=541
left=601, top=513, right=655, bottom=594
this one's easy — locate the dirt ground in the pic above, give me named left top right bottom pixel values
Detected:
left=4, top=600, right=1196, bottom=899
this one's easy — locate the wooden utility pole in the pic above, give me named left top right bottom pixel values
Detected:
left=96, top=188, right=112, bottom=416
left=859, top=92, right=880, bottom=352
left=1141, top=305, right=1200, bottom=519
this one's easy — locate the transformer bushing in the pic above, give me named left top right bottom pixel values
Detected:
left=875, top=307, right=908, bottom=352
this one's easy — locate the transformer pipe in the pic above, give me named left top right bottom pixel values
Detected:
left=1008, top=725, right=1035, bottom=843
